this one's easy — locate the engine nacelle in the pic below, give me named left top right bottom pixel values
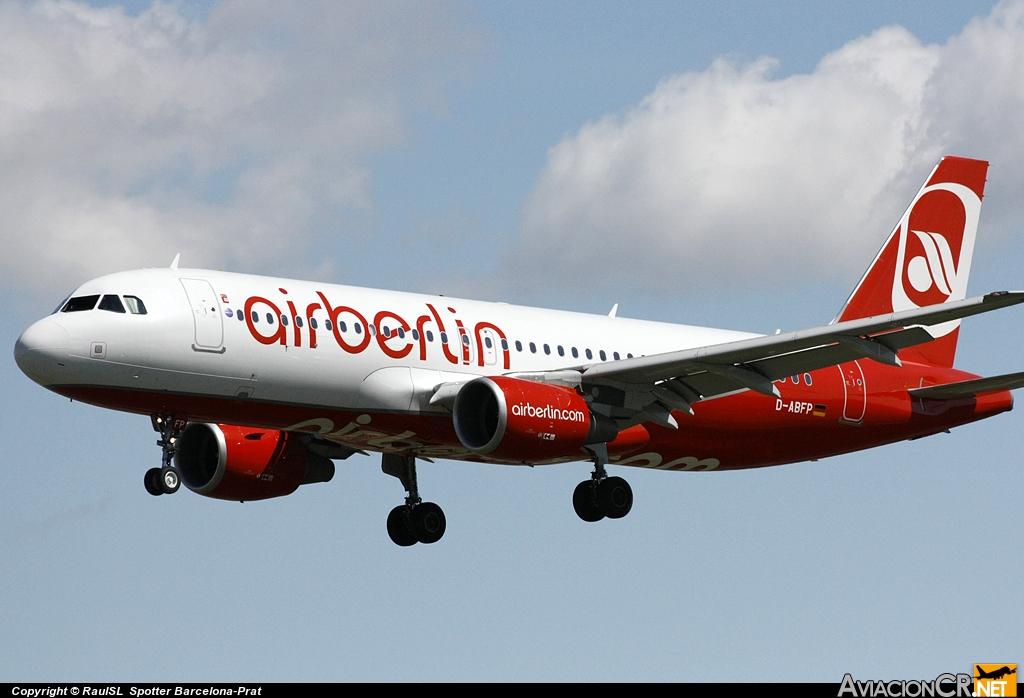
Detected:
left=453, top=376, right=618, bottom=461
left=175, top=423, right=335, bottom=501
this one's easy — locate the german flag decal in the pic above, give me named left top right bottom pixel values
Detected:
left=813, top=404, right=828, bottom=417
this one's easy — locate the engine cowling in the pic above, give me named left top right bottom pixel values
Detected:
left=175, top=423, right=335, bottom=501
left=453, top=376, right=618, bottom=461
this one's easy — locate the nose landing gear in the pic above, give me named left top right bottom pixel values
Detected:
left=382, top=454, right=446, bottom=546
left=573, top=443, right=633, bottom=522
left=145, top=414, right=185, bottom=496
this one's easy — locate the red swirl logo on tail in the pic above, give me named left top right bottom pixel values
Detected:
left=896, top=187, right=970, bottom=309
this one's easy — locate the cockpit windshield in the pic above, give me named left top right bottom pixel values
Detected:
left=124, top=296, right=147, bottom=314
left=98, top=295, right=126, bottom=313
left=60, top=294, right=147, bottom=314
left=61, top=295, right=100, bottom=312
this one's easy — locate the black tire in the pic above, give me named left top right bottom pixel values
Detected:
left=144, top=468, right=164, bottom=497
left=411, top=502, right=446, bottom=544
left=159, top=466, right=181, bottom=494
left=387, top=505, right=418, bottom=546
left=572, top=480, right=604, bottom=522
left=597, top=476, right=633, bottom=519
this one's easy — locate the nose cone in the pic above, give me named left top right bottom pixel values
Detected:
left=15, top=319, right=70, bottom=386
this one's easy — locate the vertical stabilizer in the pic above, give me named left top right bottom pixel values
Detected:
left=834, top=156, right=988, bottom=367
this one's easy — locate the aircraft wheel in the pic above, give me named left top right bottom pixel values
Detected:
left=387, top=505, right=418, bottom=547
left=573, top=480, right=604, bottom=522
left=411, top=502, right=446, bottom=544
left=597, top=476, right=632, bottom=519
left=144, top=468, right=164, bottom=497
left=159, top=466, right=181, bottom=494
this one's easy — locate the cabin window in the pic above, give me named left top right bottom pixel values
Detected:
left=310, top=318, right=318, bottom=330
left=501, top=338, right=508, bottom=351
left=251, top=311, right=259, bottom=323
left=441, top=332, right=449, bottom=343
left=461, top=334, right=470, bottom=346
left=397, top=328, right=406, bottom=339
left=613, top=352, right=620, bottom=360
left=325, top=319, right=333, bottom=331
left=599, top=350, right=607, bottom=361
left=355, top=323, right=362, bottom=334
left=585, top=349, right=593, bottom=360
left=515, top=340, right=522, bottom=352
left=627, top=353, right=633, bottom=359
left=62, top=295, right=100, bottom=312
left=572, top=347, right=578, bottom=358
left=411, top=329, right=419, bottom=341
left=791, top=375, right=799, bottom=384
left=295, top=316, right=303, bottom=328
left=123, top=296, right=147, bottom=315
left=237, top=310, right=244, bottom=321
left=266, top=313, right=275, bottom=325
left=543, top=344, right=550, bottom=355
left=382, top=326, right=391, bottom=338
left=530, top=342, right=537, bottom=353
left=426, top=330, right=434, bottom=342
left=485, top=336, right=492, bottom=349
left=98, top=295, right=126, bottom=313
left=804, top=373, right=812, bottom=386
left=280, top=315, right=289, bottom=326
left=558, top=345, right=564, bottom=357
left=369, top=325, right=377, bottom=336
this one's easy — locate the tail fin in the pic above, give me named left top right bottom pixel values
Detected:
left=834, top=156, right=988, bottom=367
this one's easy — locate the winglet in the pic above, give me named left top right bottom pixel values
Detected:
left=170, top=253, right=180, bottom=270
left=609, top=303, right=618, bottom=318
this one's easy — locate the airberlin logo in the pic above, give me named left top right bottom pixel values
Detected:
left=893, top=182, right=981, bottom=315
left=238, top=287, right=511, bottom=369
left=511, top=402, right=586, bottom=422
left=906, top=229, right=958, bottom=299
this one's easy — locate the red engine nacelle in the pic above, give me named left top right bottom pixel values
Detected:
left=175, top=423, right=335, bottom=501
left=453, top=376, right=619, bottom=462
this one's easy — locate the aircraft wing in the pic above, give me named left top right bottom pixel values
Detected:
left=908, top=371, right=1024, bottom=399
left=573, top=291, right=1024, bottom=426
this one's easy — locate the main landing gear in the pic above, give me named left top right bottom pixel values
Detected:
left=382, top=454, right=446, bottom=546
left=144, top=414, right=184, bottom=497
left=573, top=443, right=633, bottom=522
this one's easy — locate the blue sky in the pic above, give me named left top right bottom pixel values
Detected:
left=1, top=0, right=1021, bottom=681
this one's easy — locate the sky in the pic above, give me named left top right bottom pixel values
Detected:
left=1, top=0, right=1022, bottom=681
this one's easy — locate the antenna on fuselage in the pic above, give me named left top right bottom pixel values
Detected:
left=170, top=253, right=180, bottom=270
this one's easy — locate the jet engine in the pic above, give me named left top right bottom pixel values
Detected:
left=453, top=376, right=618, bottom=461
left=175, top=423, right=335, bottom=501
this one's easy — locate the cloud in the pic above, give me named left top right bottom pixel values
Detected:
left=0, top=0, right=475, bottom=294
left=513, top=1, right=1024, bottom=295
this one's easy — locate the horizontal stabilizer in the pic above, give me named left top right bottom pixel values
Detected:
left=909, top=371, right=1024, bottom=399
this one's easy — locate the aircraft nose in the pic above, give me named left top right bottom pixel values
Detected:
left=14, top=319, right=70, bottom=386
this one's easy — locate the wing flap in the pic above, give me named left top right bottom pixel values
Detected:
left=908, top=371, right=1024, bottom=399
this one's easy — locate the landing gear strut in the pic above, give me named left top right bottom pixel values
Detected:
left=382, top=454, right=446, bottom=546
left=573, top=443, right=633, bottom=522
left=145, top=414, right=184, bottom=496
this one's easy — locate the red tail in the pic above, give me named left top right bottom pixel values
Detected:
left=834, top=157, right=988, bottom=367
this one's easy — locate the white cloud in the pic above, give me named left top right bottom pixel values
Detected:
left=514, top=1, right=1024, bottom=294
left=0, top=0, right=473, bottom=293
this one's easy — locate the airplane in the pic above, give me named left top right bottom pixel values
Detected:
left=975, top=666, right=1016, bottom=681
left=14, top=156, right=1024, bottom=547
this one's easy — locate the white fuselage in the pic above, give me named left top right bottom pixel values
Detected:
left=18, top=266, right=754, bottom=422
